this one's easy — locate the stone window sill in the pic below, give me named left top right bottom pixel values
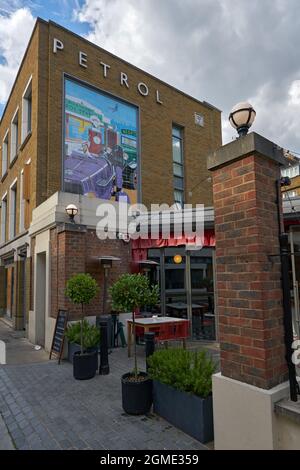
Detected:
left=1, top=171, right=8, bottom=183
left=9, top=153, right=18, bottom=169
left=19, top=131, right=32, bottom=152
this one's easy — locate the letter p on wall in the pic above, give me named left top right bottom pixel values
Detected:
left=53, top=38, right=64, bottom=53
left=0, top=340, right=6, bottom=364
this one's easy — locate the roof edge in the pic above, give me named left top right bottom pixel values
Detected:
left=0, top=17, right=47, bottom=124
left=47, top=19, right=222, bottom=114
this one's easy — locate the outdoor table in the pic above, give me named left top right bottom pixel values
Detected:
left=165, top=302, right=208, bottom=334
left=166, top=302, right=203, bottom=314
left=126, top=316, right=189, bottom=357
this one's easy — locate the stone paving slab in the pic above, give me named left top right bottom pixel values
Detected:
left=0, top=320, right=48, bottom=365
left=0, top=412, right=14, bottom=449
left=0, top=346, right=217, bottom=450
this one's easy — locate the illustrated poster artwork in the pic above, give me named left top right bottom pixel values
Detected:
left=64, top=78, right=138, bottom=204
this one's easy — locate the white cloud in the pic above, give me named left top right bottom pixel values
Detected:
left=289, top=81, right=300, bottom=106
left=74, top=0, right=162, bottom=68
left=0, top=7, right=35, bottom=104
left=75, top=0, right=300, bottom=150
left=0, top=1, right=300, bottom=152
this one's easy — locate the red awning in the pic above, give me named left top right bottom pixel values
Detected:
left=131, top=229, right=215, bottom=262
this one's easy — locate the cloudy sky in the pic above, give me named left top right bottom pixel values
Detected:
left=0, top=0, right=300, bottom=152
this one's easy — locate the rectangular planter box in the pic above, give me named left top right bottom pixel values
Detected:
left=153, top=380, right=214, bottom=443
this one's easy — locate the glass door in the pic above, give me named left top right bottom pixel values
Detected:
left=5, top=265, right=14, bottom=319
left=164, top=247, right=187, bottom=319
left=289, top=227, right=300, bottom=339
left=148, top=246, right=217, bottom=341
left=188, top=248, right=216, bottom=340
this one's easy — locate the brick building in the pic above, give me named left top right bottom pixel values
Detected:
left=0, top=19, right=221, bottom=349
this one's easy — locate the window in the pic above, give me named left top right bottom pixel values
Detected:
left=283, top=190, right=297, bottom=199
left=282, top=165, right=300, bottom=178
left=172, top=126, right=184, bottom=207
left=23, top=160, right=31, bottom=229
left=9, top=180, right=17, bottom=239
left=10, top=108, right=19, bottom=163
left=2, top=130, right=9, bottom=177
left=19, top=170, right=25, bottom=232
left=22, top=77, right=32, bottom=142
left=1, top=194, right=7, bottom=243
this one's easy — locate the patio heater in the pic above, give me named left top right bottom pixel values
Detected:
left=98, top=256, right=121, bottom=315
left=98, top=256, right=120, bottom=375
left=137, top=259, right=159, bottom=278
left=137, top=260, right=160, bottom=315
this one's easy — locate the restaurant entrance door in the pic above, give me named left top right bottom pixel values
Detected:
left=148, top=246, right=217, bottom=341
left=289, top=226, right=300, bottom=340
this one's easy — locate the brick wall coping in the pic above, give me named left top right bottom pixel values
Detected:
left=57, top=223, right=87, bottom=234
left=207, top=132, right=286, bottom=171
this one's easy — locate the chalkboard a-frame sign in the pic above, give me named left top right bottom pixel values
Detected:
left=49, top=310, right=68, bottom=364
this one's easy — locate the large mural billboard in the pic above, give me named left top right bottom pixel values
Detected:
left=63, top=78, right=138, bottom=204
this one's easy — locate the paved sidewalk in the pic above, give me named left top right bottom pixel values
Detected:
left=0, top=320, right=48, bottom=365
left=0, top=346, right=217, bottom=450
left=0, top=413, right=14, bottom=450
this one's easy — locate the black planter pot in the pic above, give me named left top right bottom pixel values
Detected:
left=69, top=343, right=99, bottom=371
left=87, top=347, right=99, bottom=371
left=153, top=380, right=214, bottom=443
left=73, top=350, right=97, bottom=380
left=121, top=372, right=153, bottom=415
left=68, top=342, right=81, bottom=364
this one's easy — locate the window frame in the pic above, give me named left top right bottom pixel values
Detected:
left=1, top=192, right=8, bottom=244
left=21, top=76, right=32, bottom=143
left=2, top=129, right=9, bottom=178
left=10, top=107, right=19, bottom=163
left=9, top=178, right=17, bottom=240
left=19, top=169, right=25, bottom=233
left=172, top=125, right=184, bottom=207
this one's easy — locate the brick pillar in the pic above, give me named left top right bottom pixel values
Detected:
left=50, top=223, right=87, bottom=319
left=208, top=132, right=288, bottom=390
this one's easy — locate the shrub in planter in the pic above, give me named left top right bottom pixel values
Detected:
left=65, top=319, right=100, bottom=368
left=65, top=320, right=82, bottom=363
left=65, top=273, right=99, bottom=380
left=148, top=348, right=216, bottom=443
left=109, top=274, right=159, bottom=415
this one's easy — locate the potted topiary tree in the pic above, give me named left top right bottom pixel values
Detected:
left=65, top=273, right=99, bottom=380
left=109, top=273, right=159, bottom=415
left=65, top=319, right=100, bottom=369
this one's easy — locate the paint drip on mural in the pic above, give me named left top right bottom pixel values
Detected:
left=63, top=78, right=138, bottom=204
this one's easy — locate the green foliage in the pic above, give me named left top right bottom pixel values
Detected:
left=65, top=319, right=100, bottom=350
left=109, top=273, right=159, bottom=313
left=65, top=273, right=99, bottom=354
left=65, top=273, right=99, bottom=306
left=147, top=348, right=216, bottom=398
left=84, top=324, right=100, bottom=350
left=109, top=274, right=159, bottom=380
left=65, top=320, right=82, bottom=344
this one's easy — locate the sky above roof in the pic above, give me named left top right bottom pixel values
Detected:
left=0, top=0, right=300, bottom=153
